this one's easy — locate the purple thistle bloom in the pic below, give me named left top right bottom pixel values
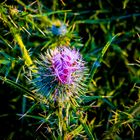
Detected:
left=52, top=47, right=82, bottom=84
left=32, top=46, right=88, bottom=100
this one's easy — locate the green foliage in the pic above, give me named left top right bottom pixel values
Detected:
left=0, top=0, right=140, bottom=139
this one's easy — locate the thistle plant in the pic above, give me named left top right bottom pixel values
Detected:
left=32, top=46, right=88, bottom=102
left=29, top=46, right=92, bottom=139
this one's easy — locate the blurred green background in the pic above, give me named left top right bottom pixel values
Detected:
left=0, top=0, right=140, bottom=139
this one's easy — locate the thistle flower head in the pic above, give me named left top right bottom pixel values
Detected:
left=32, top=46, right=88, bottom=101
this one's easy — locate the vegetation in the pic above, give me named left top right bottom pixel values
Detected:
left=0, top=0, right=140, bottom=139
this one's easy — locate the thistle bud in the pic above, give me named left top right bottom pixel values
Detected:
left=51, top=24, right=67, bottom=36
